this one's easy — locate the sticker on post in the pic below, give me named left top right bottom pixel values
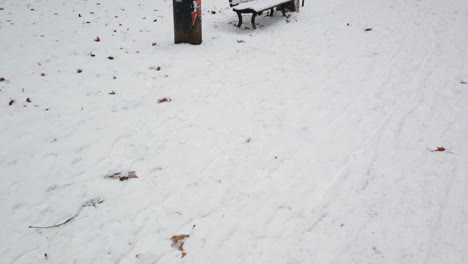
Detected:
left=191, top=0, right=201, bottom=25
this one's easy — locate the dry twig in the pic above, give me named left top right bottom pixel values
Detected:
left=29, top=198, right=104, bottom=229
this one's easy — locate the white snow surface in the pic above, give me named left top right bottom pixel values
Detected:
left=233, top=0, right=291, bottom=12
left=1, top=0, right=468, bottom=263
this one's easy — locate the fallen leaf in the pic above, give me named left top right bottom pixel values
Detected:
left=0, top=8, right=4, bottom=11
left=170, top=234, right=189, bottom=258
left=152, top=42, right=157, bottom=46
left=211, top=11, right=216, bottom=14
left=105, top=171, right=138, bottom=181
left=109, top=91, right=116, bottom=95
left=156, top=66, right=161, bottom=71
left=90, top=52, right=96, bottom=57
left=153, top=19, right=157, bottom=22
left=432, top=147, right=446, bottom=152
left=78, top=14, right=81, bottom=17
left=26, top=98, right=31, bottom=103
left=365, top=28, right=373, bottom=32
left=107, top=56, right=114, bottom=60
left=9, top=99, right=14, bottom=106
left=237, top=40, right=245, bottom=43
left=119, top=171, right=138, bottom=181
left=77, top=69, right=82, bottom=73
left=0, top=77, right=5, bottom=82
left=113, top=75, right=117, bottom=79
left=95, top=36, right=101, bottom=42
left=41, top=73, right=46, bottom=77
left=158, top=98, right=171, bottom=103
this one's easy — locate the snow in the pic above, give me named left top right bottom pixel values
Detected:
left=1, top=0, right=468, bottom=263
left=233, top=0, right=291, bottom=12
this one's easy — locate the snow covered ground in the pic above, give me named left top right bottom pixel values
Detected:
left=1, top=0, right=468, bottom=263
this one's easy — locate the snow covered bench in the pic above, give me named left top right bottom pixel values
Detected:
left=229, top=0, right=299, bottom=29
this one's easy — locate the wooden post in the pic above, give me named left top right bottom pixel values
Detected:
left=173, top=0, right=202, bottom=45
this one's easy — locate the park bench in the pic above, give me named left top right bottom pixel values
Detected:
left=229, top=0, right=301, bottom=29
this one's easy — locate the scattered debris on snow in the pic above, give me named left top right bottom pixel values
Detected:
left=105, top=171, right=138, bottom=181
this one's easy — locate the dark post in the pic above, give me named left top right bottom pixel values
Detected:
left=173, top=0, right=202, bottom=45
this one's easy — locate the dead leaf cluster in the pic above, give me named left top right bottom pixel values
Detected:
left=171, top=234, right=189, bottom=258
left=105, top=171, right=138, bottom=181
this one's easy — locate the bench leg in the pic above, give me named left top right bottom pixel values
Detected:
left=269, top=8, right=274, bottom=16
left=280, top=5, right=286, bottom=16
left=251, top=12, right=257, bottom=29
left=236, top=11, right=243, bottom=28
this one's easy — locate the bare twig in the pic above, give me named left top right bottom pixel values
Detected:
left=29, top=198, right=104, bottom=229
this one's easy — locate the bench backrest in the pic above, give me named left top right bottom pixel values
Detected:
left=229, top=0, right=253, bottom=7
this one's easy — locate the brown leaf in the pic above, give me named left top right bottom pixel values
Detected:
left=95, top=37, right=101, bottom=42
left=107, top=56, right=114, bottom=60
left=156, top=66, right=161, bottom=71
left=105, top=171, right=138, bottom=181
left=9, top=99, right=14, bottom=106
left=158, top=98, right=171, bottom=103
left=152, top=42, right=157, bottom=46
left=90, top=52, right=96, bottom=57
left=26, top=98, right=31, bottom=103
left=77, top=69, right=82, bottom=73
left=365, top=28, right=373, bottom=32
left=120, top=171, right=138, bottom=181
left=0, top=77, right=5, bottom=82
left=0, top=8, right=4, bottom=11
left=153, top=19, right=157, bottom=22
left=170, top=234, right=189, bottom=258
left=41, top=73, right=46, bottom=76
left=109, top=91, right=116, bottom=95
left=113, top=75, right=117, bottom=79
left=432, top=147, right=446, bottom=152
left=211, top=11, right=216, bottom=14
left=78, top=14, right=81, bottom=17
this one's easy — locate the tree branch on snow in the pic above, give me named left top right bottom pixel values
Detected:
left=28, top=198, right=104, bottom=229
